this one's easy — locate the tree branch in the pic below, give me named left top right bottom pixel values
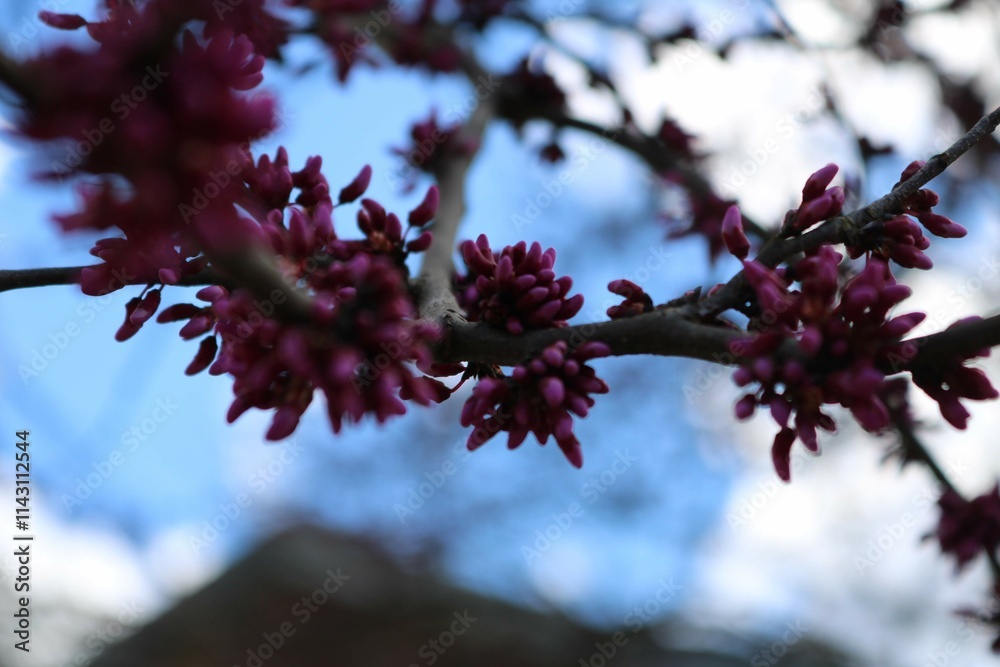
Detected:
left=694, top=104, right=1000, bottom=318
left=0, top=266, right=224, bottom=294
left=3, top=103, right=997, bottom=374
left=414, top=61, right=496, bottom=337
left=439, top=310, right=744, bottom=366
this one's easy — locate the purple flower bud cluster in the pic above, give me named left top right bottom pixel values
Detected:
left=721, top=204, right=750, bottom=260
left=460, top=341, right=610, bottom=467
left=124, top=149, right=443, bottom=440
left=936, top=484, right=1000, bottom=571
left=457, top=235, right=584, bottom=334
left=327, top=185, right=438, bottom=266
left=23, top=3, right=280, bottom=299
left=734, top=253, right=940, bottom=481
left=782, top=163, right=845, bottom=233
left=847, top=161, right=967, bottom=270
left=203, top=253, right=439, bottom=439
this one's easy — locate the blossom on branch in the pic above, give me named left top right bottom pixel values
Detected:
left=782, top=163, right=845, bottom=233
left=847, top=161, right=967, bottom=270
left=460, top=341, right=610, bottom=468
left=736, top=252, right=939, bottom=481
left=457, top=235, right=584, bottom=334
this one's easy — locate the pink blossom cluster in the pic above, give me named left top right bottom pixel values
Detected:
left=150, top=151, right=444, bottom=439
left=732, top=251, right=927, bottom=480
left=460, top=341, right=610, bottom=467
left=17, top=3, right=453, bottom=442
left=457, top=235, right=584, bottom=334
left=26, top=2, right=279, bottom=296
left=720, top=164, right=995, bottom=480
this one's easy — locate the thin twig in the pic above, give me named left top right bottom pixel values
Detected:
left=0, top=266, right=224, bottom=293
left=694, top=104, right=1000, bottom=318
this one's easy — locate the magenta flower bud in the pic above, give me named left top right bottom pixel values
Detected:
left=802, top=163, right=839, bottom=201
left=338, top=164, right=372, bottom=203
left=179, top=314, right=214, bottom=340
left=769, top=398, right=792, bottom=428
left=794, top=189, right=843, bottom=230
left=384, top=213, right=403, bottom=241
left=196, top=286, right=227, bottom=303
left=795, top=414, right=819, bottom=452
left=457, top=234, right=584, bottom=332
left=722, top=204, right=750, bottom=259
left=771, top=428, right=796, bottom=482
left=881, top=312, right=926, bottom=339
left=38, top=11, right=87, bottom=30
left=900, top=160, right=925, bottom=182
left=954, top=368, right=999, bottom=401
left=408, top=185, right=440, bottom=226
left=609, top=279, right=640, bottom=296
left=910, top=189, right=939, bottom=209
left=459, top=341, right=608, bottom=468
left=287, top=208, right=314, bottom=257
left=733, top=367, right=754, bottom=387
left=539, top=377, right=566, bottom=407
left=826, top=185, right=845, bottom=211
left=735, top=395, right=756, bottom=420
left=129, top=289, right=161, bottom=326
left=158, top=268, right=180, bottom=285
left=360, top=198, right=386, bottom=229
left=266, top=406, right=302, bottom=441
left=917, top=212, right=967, bottom=239
left=185, top=336, right=219, bottom=376
left=157, top=303, right=202, bottom=323
left=557, top=294, right=585, bottom=319
left=752, top=357, right=775, bottom=383
left=891, top=245, right=933, bottom=270
left=883, top=215, right=918, bottom=235
left=939, top=396, right=971, bottom=430
left=406, top=231, right=434, bottom=253
left=115, top=298, right=144, bottom=342
left=850, top=399, right=890, bottom=432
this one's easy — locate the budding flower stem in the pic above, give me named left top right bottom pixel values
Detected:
left=695, top=104, right=1000, bottom=320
